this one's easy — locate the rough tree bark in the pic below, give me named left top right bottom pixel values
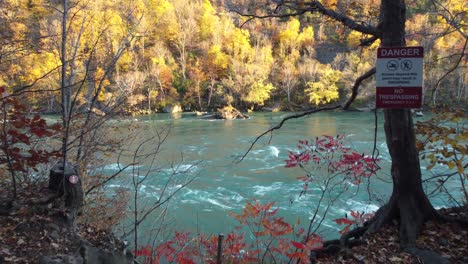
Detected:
left=60, top=0, right=70, bottom=166
left=367, top=0, right=438, bottom=248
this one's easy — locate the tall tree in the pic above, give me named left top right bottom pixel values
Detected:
left=305, top=64, right=341, bottom=106
left=274, top=18, right=302, bottom=104
left=373, top=0, right=439, bottom=249
left=172, top=0, right=200, bottom=82
left=59, top=0, right=71, bottom=165
left=234, top=0, right=463, bottom=260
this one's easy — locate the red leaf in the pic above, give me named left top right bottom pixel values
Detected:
left=134, top=246, right=152, bottom=257
left=178, top=256, right=195, bottom=264
left=32, top=114, right=41, bottom=122
left=350, top=210, right=361, bottom=219
left=296, top=175, right=308, bottom=181
left=334, top=217, right=353, bottom=225
left=296, top=227, right=305, bottom=236
left=291, top=241, right=306, bottom=249
left=8, top=129, right=30, bottom=144
left=30, top=127, right=53, bottom=138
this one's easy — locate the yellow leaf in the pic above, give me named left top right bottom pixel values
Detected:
left=427, top=153, right=435, bottom=161
left=447, top=161, right=456, bottom=170
left=457, top=163, right=465, bottom=174
left=456, top=133, right=468, bottom=141
left=427, top=163, right=435, bottom=171
left=389, top=256, right=403, bottom=262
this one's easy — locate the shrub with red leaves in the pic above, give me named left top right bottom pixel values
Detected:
left=135, top=200, right=323, bottom=263
left=286, top=135, right=380, bottom=190
left=1, top=87, right=61, bottom=193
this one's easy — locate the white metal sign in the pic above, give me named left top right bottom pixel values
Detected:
left=376, top=46, right=424, bottom=108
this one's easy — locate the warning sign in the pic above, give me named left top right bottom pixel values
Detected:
left=376, top=47, right=424, bottom=108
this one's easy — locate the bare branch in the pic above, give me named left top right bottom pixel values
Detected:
left=431, top=38, right=468, bottom=104
left=135, top=174, right=196, bottom=227
left=232, top=9, right=307, bottom=28
left=236, top=105, right=341, bottom=163
left=231, top=0, right=379, bottom=36
left=5, top=88, right=61, bottom=99
left=0, top=66, right=61, bottom=100
left=75, top=16, right=142, bottom=161
left=360, top=35, right=380, bottom=46
left=431, top=0, right=468, bottom=39
left=85, top=164, right=133, bottom=195
left=343, top=67, right=376, bottom=110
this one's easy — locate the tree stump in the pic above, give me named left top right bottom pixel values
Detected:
left=48, top=162, right=84, bottom=221
left=49, top=162, right=76, bottom=192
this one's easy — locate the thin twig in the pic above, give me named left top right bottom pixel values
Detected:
left=85, top=164, right=132, bottom=195
left=236, top=105, right=341, bottom=163
left=343, top=67, right=376, bottom=110
left=430, top=38, right=468, bottom=104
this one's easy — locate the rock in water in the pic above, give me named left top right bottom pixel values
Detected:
left=214, top=106, right=248, bottom=120
left=163, top=104, right=183, bottom=113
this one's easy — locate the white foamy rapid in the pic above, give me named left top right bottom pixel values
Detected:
left=180, top=187, right=245, bottom=210
left=269, top=146, right=280, bottom=157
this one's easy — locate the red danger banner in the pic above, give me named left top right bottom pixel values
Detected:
left=377, top=47, right=424, bottom=58
left=376, top=87, right=422, bottom=108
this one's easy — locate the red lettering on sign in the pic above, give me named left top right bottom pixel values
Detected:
left=376, top=87, right=422, bottom=108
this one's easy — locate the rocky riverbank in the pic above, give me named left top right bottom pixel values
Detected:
left=0, top=185, right=132, bottom=264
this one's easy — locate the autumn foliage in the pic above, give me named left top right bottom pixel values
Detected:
left=135, top=200, right=323, bottom=264
left=334, top=210, right=375, bottom=235
left=1, top=0, right=465, bottom=114
left=0, top=87, right=61, bottom=195
left=416, top=108, right=467, bottom=203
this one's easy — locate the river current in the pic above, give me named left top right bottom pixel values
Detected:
left=95, top=111, right=457, bottom=242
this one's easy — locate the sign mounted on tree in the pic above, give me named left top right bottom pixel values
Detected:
left=376, top=46, right=424, bottom=108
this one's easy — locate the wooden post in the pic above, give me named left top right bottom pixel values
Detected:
left=216, top=234, right=224, bottom=264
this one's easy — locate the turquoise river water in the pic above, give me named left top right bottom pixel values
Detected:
left=93, top=111, right=459, bottom=242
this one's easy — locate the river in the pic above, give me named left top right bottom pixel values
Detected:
left=96, top=111, right=458, bottom=243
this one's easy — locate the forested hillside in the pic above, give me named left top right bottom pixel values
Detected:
left=0, top=0, right=466, bottom=114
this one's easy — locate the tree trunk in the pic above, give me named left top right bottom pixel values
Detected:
left=85, top=57, right=98, bottom=109
left=60, top=0, right=70, bottom=166
left=369, top=0, right=438, bottom=247
left=207, top=78, right=215, bottom=109
left=197, top=81, right=202, bottom=110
